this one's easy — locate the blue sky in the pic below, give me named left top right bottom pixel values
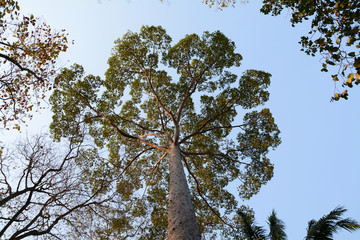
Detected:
left=8, top=0, right=360, bottom=239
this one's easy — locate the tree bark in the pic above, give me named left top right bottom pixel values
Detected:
left=167, top=145, right=201, bottom=240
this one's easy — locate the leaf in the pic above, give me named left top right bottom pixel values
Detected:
left=354, top=58, right=360, bottom=67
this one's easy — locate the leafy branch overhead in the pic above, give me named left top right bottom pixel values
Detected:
left=261, top=0, right=360, bottom=101
left=50, top=26, right=280, bottom=239
left=0, top=0, right=68, bottom=128
left=204, top=0, right=360, bottom=100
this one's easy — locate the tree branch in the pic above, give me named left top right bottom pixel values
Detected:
left=181, top=154, right=235, bottom=230
left=180, top=102, right=236, bottom=144
left=81, top=98, right=169, bottom=153
left=0, top=53, right=43, bottom=81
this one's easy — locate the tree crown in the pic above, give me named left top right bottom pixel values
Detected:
left=50, top=25, right=281, bottom=238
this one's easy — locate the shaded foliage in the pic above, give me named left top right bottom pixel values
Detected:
left=305, top=206, right=360, bottom=240
left=236, top=206, right=359, bottom=240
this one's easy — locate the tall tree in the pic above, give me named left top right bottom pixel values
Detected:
left=203, top=0, right=360, bottom=100
left=0, top=134, right=111, bottom=239
left=0, top=0, right=68, bottom=128
left=50, top=25, right=281, bottom=239
left=237, top=206, right=359, bottom=240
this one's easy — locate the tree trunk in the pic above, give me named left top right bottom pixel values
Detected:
left=167, top=144, right=201, bottom=240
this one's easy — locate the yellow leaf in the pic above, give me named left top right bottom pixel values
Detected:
left=347, top=73, right=354, bottom=83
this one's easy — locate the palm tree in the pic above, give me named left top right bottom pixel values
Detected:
left=267, top=210, right=286, bottom=240
left=305, top=206, right=360, bottom=240
left=237, top=206, right=359, bottom=240
left=237, top=209, right=267, bottom=240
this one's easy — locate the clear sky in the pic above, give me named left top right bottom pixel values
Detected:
left=7, top=0, right=360, bottom=239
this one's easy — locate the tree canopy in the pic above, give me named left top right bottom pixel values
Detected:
left=204, top=0, right=360, bottom=100
left=0, top=0, right=68, bottom=128
left=50, top=25, right=281, bottom=239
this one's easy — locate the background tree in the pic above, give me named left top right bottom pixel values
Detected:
left=0, top=134, right=111, bottom=239
left=50, top=25, right=281, bottom=239
left=267, top=210, right=286, bottom=240
left=0, top=0, right=68, bottom=128
left=305, top=206, right=360, bottom=240
left=203, top=0, right=360, bottom=100
left=237, top=206, right=360, bottom=240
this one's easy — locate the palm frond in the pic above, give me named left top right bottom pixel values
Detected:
left=305, top=206, right=360, bottom=240
left=237, top=209, right=267, bottom=240
left=267, top=210, right=287, bottom=240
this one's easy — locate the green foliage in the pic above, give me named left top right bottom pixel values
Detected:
left=50, top=25, right=280, bottom=238
left=237, top=209, right=267, bottom=240
left=236, top=206, right=359, bottom=240
left=305, top=206, right=360, bottom=240
left=267, top=210, right=287, bottom=240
